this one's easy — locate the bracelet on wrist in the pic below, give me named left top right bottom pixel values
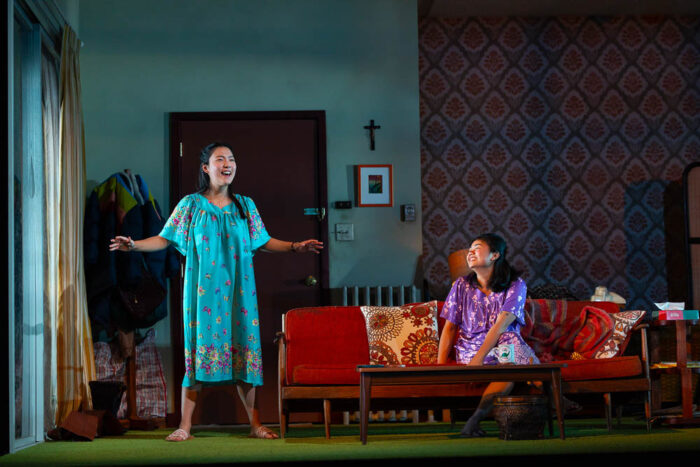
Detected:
left=290, top=242, right=298, bottom=253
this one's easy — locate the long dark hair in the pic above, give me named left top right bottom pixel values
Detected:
left=466, top=232, right=520, bottom=293
left=197, top=142, right=246, bottom=218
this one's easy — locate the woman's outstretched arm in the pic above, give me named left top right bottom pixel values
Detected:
left=110, top=235, right=169, bottom=253
left=261, top=238, right=323, bottom=254
left=469, top=311, right=516, bottom=366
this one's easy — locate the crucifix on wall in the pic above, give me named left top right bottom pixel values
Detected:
left=364, top=119, right=381, bottom=151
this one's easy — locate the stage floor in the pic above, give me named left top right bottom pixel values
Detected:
left=1, top=418, right=698, bottom=466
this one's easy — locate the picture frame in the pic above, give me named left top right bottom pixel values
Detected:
left=357, top=164, right=393, bottom=207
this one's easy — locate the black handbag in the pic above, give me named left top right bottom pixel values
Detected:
left=117, top=264, right=166, bottom=320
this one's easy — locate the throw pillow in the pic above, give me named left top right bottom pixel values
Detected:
left=361, top=301, right=439, bottom=366
left=571, top=306, right=615, bottom=358
left=592, top=310, right=645, bottom=359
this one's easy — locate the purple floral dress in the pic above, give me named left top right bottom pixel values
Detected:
left=441, top=276, right=539, bottom=365
left=159, top=193, right=270, bottom=387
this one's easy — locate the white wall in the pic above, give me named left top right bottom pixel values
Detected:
left=79, top=0, right=422, bottom=411
left=54, top=0, right=79, bottom=34
left=80, top=0, right=422, bottom=289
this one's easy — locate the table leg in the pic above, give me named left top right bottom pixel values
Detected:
left=543, top=381, right=553, bottom=437
left=360, top=374, right=371, bottom=445
left=550, top=370, right=565, bottom=440
left=323, top=399, right=331, bottom=440
left=676, top=320, right=694, bottom=420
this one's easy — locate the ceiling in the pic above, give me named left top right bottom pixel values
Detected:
left=418, top=0, right=700, bottom=17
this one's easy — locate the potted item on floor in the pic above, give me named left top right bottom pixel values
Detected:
left=493, top=395, right=548, bottom=440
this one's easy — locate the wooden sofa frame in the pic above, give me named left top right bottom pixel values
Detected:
left=562, top=323, right=651, bottom=431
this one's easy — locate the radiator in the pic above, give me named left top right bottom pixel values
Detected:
left=341, top=285, right=422, bottom=306
left=340, top=284, right=433, bottom=424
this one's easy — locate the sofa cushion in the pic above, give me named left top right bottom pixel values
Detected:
left=285, top=307, right=369, bottom=385
left=361, top=301, right=439, bottom=365
left=292, top=364, right=360, bottom=385
left=560, top=356, right=642, bottom=381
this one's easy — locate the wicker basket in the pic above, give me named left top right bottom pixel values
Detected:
left=493, top=395, right=548, bottom=440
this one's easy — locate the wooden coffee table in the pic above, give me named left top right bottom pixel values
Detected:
left=357, top=363, right=566, bottom=444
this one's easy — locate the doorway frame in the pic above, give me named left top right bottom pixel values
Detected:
left=166, top=110, right=329, bottom=425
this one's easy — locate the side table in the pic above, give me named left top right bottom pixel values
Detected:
left=650, top=319, right=700, bottom=425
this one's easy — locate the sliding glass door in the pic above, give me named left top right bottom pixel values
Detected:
left=10, top=3, right=45, bottom=452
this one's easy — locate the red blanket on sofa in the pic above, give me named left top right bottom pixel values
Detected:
left=521, top=299, right=617, bottom=361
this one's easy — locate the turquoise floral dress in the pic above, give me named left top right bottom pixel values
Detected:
left=159, top=193, right=270, bottom=387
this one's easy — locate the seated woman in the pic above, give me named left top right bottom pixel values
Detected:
left=437, top=233, right=539, bottom=437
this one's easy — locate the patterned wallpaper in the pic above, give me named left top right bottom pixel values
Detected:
left=419, top=16, right=699, bottom=308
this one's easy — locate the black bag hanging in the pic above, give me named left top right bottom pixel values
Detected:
left=116, top=263, right=166, bottom=321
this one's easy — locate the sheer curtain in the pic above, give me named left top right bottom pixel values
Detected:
left=55, top=25, right=96, bottom=425
left=42, top=48, right=59, bottom=431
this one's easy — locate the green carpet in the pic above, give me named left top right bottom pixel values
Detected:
left=1, top=419, right=698, bottom=466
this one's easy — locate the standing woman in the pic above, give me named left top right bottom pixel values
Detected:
left=110, top=142, right=322, bottom=441
left=437, top=233, right=538, bottom=437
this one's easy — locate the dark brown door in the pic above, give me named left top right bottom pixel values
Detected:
left=169, top=111, right=328, bottom=424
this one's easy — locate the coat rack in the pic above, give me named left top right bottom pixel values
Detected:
left=120, top=168, right=162, bottom=430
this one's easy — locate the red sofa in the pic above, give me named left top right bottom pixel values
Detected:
left=276, top=299, right=651, bottom=438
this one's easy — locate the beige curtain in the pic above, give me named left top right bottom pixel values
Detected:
left=42, top=48, right=60, bottom=431
left=55, top=25, right=96, bottom=425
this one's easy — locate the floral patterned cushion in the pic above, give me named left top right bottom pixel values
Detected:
left=361, top=301, right=439, bottom=366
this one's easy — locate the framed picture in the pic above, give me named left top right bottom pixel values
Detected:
left=357, top=164, right=393, bottom=207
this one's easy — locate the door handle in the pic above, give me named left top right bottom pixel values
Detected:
left=303, top=207, right=326, bottom=221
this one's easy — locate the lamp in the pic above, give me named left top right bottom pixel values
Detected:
left=447, top=249, right=471, bottom=281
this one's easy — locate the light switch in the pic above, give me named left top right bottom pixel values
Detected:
left=401, top=204, right=416, bottom=222
left=335, top=223, right=354, bottom=241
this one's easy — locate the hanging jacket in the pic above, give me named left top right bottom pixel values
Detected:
left=84, top=172, right=179, bottom=341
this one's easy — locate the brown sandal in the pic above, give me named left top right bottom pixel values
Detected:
left=554, top=396, right=583, bottom=414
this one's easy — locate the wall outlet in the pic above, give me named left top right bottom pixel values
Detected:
left=335, top=223, right=354, bottom=241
